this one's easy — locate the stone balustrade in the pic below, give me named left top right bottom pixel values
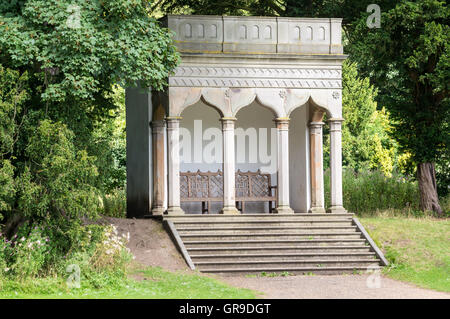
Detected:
left=162, top=15, right=343, bottom=55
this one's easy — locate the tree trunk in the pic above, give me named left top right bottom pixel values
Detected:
left=416, top=162, right=443, bottom=216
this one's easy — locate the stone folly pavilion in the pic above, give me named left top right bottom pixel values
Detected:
left=127, top=15, right=347, bottom=217
left=125, top=15, right=387, bottom=274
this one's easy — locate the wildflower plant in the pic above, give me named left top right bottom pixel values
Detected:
left=90, top=225, right=132, bottom=272
left=9, top=226, right=50, bottom=279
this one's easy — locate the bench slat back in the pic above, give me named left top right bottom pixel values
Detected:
left=180, top=169, right=272, bottom=200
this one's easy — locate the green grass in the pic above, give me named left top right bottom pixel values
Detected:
left=360, top=215, right=450, bottom=292
left=0, top=266, right=258, bottom=299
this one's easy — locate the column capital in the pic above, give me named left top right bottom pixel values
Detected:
left=274, top=117, right=290, bottom=130
left=328, top=118, right=344, bottom=132
left=166, top=116, right=182, bottom=121
left=221, top=117, right=236, bottom=130
left=166, top=117, right=181, bottom=129
left=328, top=117, right=345, bottom=122
left=309, top=121, right=325, bottom=127
left=220, top=117, right=237, bottom=122
left=151, top=120, right=166, bottom=130
left=309, top=121, right=325, bottom=134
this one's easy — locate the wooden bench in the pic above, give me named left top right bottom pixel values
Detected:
left=180, top=169, right=277, bottom=214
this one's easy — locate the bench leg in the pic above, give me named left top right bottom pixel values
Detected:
left=208, top=201, right=211, bottom=214
left=202, top=201, right=206, bottom=214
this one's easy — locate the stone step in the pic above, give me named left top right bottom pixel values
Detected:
left=183, top=238, right=368, bottom=248
left=187, top=245, right=372, bottom=254
left=167, top=215, right=353, bottom=224
left=174, top=220, right=354, bottom=228
left=191, top=252, right=377, bottom=262
left=180, top=233, right=363, bottom=241
left=199, top=266, right=375, bottom=275
left=196, top=259, right=380, bottom=270
left=176, top=225, right=357, bottom=231
left=167, top=214, right=353, bottom=223
left=178, top=227, right=358, bottom=235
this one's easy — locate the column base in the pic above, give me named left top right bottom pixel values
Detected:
left=151, top=207, right=165, bottom=216
left=166, top=206, right=185, bottom=215
left=274, top=206, right=294, bottom=214
left=221, top=206, right=240, bottom=215
left=308, top=206, right=326, bottom=214
left=327, top=206, right=347, bottom=214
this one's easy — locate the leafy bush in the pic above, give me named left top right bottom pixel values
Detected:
left=0, top=222, right=132, bottom=288
left=9, top=226, right=50, bottom=279
left=323, top=61, right=398, bottom=177
left=16, top=120, right=101, bottom=222
left=101, top=188, right=127, bottom=218
left=325, top=168, right=419, bottom=214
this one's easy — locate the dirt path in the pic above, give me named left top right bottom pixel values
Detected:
left=220, top=274, right=450, bottom=299
left=102, top=217, right=448, bottom=299
left=99, top=216, right=190, bottom=272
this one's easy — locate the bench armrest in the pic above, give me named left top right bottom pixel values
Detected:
left=269, top=185, right=277, bottom=197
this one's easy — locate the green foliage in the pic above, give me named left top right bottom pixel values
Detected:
left=324, top=61, right=398, bottom=176
left=90, top=85, right=126, bottom=192
left=0, top=0, right=178, bottom=247
left=9, top=226, right=50, bottom=279
left=101, top=188, right=127, bottom=219
left=153, top=0, right=283, bottom=16
left=0, top=221, right=133, bottom=289
left=349, top=0, right=449, bottom=166
left=0, top=160, right=15, bottom=215
left=0, top=0, right=179, bottom=103
left=325, top=168, right=420, bottom=214
left=16, top=120, right=101, bottom=222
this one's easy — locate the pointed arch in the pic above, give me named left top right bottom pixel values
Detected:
left=287, top=94, right=332, bottom=118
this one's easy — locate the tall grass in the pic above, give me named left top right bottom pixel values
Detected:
left=325, top=168, right=420, bottom=215
left=101, top=188, right=126, bottom=218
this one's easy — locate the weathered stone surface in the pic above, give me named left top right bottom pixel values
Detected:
left=162, top=15, right=344, bottom=55
left=127, top=15, right=347, bottom=218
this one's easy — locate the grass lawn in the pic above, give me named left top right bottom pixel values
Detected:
left=0, top=267, right=257, bottom=299
left=360, top=215, right=450, bottom=292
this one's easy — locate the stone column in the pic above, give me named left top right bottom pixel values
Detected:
left=328, top=118, right=347, bottom=213
left=166, top=117, right=184, bottom=215
left=151, top=120, right=166, bottom=215
left=309, top=121, right=326, bottom=213
left=274, top=118, right=294, bottom=214
left=220, top=117, right=239, bottom=214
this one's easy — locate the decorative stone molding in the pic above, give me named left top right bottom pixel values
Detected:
left=169, top=66, right=342, bottom=89
left=168, top=87, right=339, bottom=119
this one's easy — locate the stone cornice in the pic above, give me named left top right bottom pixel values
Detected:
left=169, top=66, right=342, bottom=89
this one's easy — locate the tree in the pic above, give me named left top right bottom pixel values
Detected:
left=348, top=0, right=449, bottom=214
left=0, top=1, right=179, bottom=233
left=324, top=61, right=398, bottom=176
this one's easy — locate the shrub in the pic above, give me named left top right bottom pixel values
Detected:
left=101, top=188, right=126, bottom=218
left=90, top=225, right=131, bottom=271
left=0, top=221, right=132, bottom=288
left=325, top=168, right=419, bottom=214
left=10, top=226, right=50, bottom=280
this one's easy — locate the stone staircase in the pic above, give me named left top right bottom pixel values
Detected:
left=163, top=213, right=387, bottom=275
